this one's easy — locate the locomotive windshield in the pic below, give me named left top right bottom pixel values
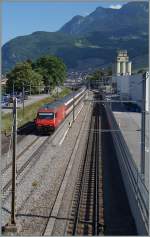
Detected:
left=38, top=112, right=54, bottom=119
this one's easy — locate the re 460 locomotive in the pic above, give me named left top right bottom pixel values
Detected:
left=34, top=87, right=86, bottom=133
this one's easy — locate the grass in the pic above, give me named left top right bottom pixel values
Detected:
left=2, top=87, right=71, bottom=134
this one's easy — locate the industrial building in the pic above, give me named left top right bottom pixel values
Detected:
left=113, top=50, right=149, bottom=110
left=116, top=50, right=132, bottom=76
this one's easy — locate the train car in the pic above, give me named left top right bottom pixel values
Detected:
left=64, top=87, right=86, bottom=116
left=35, top=87, right=86, bottom=133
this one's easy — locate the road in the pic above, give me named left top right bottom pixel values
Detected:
left=2, top=94, right=51, bottom=114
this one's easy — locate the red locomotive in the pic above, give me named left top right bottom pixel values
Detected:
left=35, top=87, right=86, bottom=133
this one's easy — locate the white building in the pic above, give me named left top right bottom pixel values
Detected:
left=116, top=50, right=132, bottom=76
left=112, top=72, right=150, bottom=110
left=112, top=73, right=143, bottom=107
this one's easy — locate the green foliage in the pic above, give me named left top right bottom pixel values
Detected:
left=2, top=87, right=71, bottom=133
left=137, top=69, right=146, bottom=74
left=6, top=55, right=67, bottom=93
left=6, top=62, right=44, bottom=93
left=89, top=69, right=105, bottom=81
left=107, top=66, right=112, bottom=76
left=29, top=70, right=44, bottom=94
left=1, top=85, right=6, bottom=95
left=33, top=55, right=66, bottom=88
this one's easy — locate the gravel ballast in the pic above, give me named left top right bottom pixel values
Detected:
left=2, top=94, right=93, bottom=236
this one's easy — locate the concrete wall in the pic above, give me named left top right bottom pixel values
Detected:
left=145, top=72, right=149, bottom=188
left=146, top=72, right=149, bottom=112
left=112, top=75, right=130, bottom=99
left=105, top=104, right=149, bottom=235
left=130, top=74, right=143, bottom=108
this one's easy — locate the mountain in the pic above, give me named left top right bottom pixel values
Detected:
left=2, top=1, right=149, bottom=73
left=60, top=2, right=148, bottom=35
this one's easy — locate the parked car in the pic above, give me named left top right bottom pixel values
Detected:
left=2, top=100, right=9, bottom=108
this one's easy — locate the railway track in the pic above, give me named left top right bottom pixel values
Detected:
left=2, top=100, right=85, bottom=198
left=66, top=97, right=104, bottom=236
left=42, top=102, right=92, bottom=236
left=2, top=136, right=49, bottom=194
left=2, top=94, right=86, bottom=176
left=2, top=136, right=40, bottom=174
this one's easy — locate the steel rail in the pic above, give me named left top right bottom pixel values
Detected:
left=42, top=101, right=92, bottom=236
left=2, top=97, right=86, bottom=196
left=67, top=97, right=104, bottom=236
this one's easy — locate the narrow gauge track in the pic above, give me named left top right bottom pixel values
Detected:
left=66, top=95, right=104, bottom=236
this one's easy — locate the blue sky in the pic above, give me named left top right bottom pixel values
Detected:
left=2, top=1, right=126, bottom=45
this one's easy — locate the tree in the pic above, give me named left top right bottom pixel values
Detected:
left=137, top=69, right=146, bottom=74
left=33, top=55, right=67, bottom=88
left=89, top=69, right=104, bottom=81
left=107, top=66, right=112, bottom=76
left=6, top=62, right=44, bottom=94
left=29, top=70, right=44, bottom=94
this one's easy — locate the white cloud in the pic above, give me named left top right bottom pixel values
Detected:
left=110, top=4, right=122, bottom=9
left=82, top=12, right=89, bottom=16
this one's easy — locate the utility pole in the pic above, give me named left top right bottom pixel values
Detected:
left=57, top=83, right=59, bottom=98
left=39, top=83, right=40, bottom=95
left=47, top=83, right=50, bottom=95
left=2, top=98, right=18, bottom=234
left=22, top=83, right=25, bottom=118
left=141, top=73, right=146, bottom=179
left=73, top=75, right=77, bottom=122
left=13, top=82, right=15, bottom=97
left=73, top=84, right=75, bottom=122
left=30, top=83, right=31, bottom=96
left=11, top=97, right=17, bottom=225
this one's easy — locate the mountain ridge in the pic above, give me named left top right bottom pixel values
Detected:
left=2, top=1, right=149, bottom=73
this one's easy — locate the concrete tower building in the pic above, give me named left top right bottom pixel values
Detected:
left=116, top=50, right=132, bottom=76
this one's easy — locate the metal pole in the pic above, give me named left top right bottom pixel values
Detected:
left=141, top=73, right=146, bottom=178
left=110, top=76, right=112, bottom=110
left=57, top=84, right=59, bottom=98
left=73, top=85, right=75, bottom=122
left=22, top=84, right=25, bottom=118
left=30, top=83, right=31, bottom=96
left=11, top=97, right=17, bottom=224
left=13, top=82, right=15, bottom=97
left=39, top=83, right=40, bottom=95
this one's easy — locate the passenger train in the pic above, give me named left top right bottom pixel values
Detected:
left=34, top=87, right=86, bottom=133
